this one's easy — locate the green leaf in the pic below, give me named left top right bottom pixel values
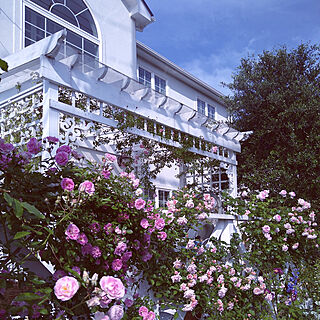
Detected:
left=21, top=202, right=45, bottom=219
left=13, top=199, right=23, bottom=218
left=3, top=192, right=13, bottom=206
left=0, top=59, right=8, bottom=72
left=16, top=292, right=41, bottom=301
left=14, top=231, right=31, bottom=239
left=40, top=309, right=49, bottom=315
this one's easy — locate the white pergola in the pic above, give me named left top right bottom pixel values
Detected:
left=0, top=31, right=251, bottom=245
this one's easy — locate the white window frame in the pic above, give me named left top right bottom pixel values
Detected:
left=154, top=74, right=166, bottom=95
left=137, top=66, right=167, bottom=96
left=197, top=98, right=206, bottom=115
left=207, top=104, right=216, bottom=120
left=138, top=66, right=152, bottom=88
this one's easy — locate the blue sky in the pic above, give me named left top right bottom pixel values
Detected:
left=137, top=0, right=320, bottom=95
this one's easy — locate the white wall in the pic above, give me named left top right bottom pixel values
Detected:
left=0, top=0, right=138, bottom=78
left=137, top=56, right=229, bottom=121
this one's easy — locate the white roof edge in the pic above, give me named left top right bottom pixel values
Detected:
left=136, top=41, right=226, bottom=102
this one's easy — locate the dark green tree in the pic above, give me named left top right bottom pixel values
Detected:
left=225, top=44, right=320, bottom=206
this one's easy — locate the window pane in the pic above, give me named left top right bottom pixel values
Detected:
left=25, top=7, right=45, bottom=29
left=51, top=4, right=78, bottom=26
left=197, top=99, right=205, bottom=115
left=77, top=10, right=97, bottom=36
left=138, top=67, right=151, bottom=87
left=158, top=190, right=170, bottom=207
left=208, top=105, right=215, bottom=119
left=66, top=0, right=86, bottom=14
left=67, top=30, right=82, bottom=49
left=84, top=39, right=98, bottom=56
left=155, top=75, right=166, bottom=94
left=25, top=22, right=45, bottom=42
left=25, top=37, right=35, bottom=47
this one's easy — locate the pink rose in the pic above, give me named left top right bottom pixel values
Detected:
left=100, top=276, right=125, bottom=299
left=292, top=243, right=299, bottom=250
left=111, top=259, right=123, bottom=271
left=135, top=198, right=146, bottom=210
left=79, top=180, right=95, bottom=195
left=55, top=151, right=69, bottom=166
left=57, top=145, right=72, bottom=154
left=154, top=218, right=165, bottom=230
left=273, top=214, right=281, bottom=222
left=27, top=137, right=41, bottom=154
left=46, top=136, right=59, bottom=143
left=105, top=153, right=117, bottom=162
left=114, top=242, right=127, bottom=256
left=54, top=276, right=79, bottom=301
left=145, top=311, right=155, bottom=320
left=139, top=306, right=149, bottom=317
left=61, top=178, right=74, bottom=191
left=65, top=223, right=80, bottom=240
left=140, top=218, right=149, bottom=229
left=253, top=287, right=264, bottom=295
left=279, top=190, right=287, bottom=197
left=107, top=305, right=124, bottom=320
left=262, top=225, right=270, bottom=233
left=282, top=245, right=288, bottom=252
left=157, top=231, right=167, bottom=241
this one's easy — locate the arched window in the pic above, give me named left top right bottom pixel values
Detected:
left=24, top=0, right=99, bottom=67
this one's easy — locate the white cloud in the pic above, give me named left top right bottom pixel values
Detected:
left=181, top=44, right=256, bottom=96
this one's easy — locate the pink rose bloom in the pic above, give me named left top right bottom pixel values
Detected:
left=27, top=137, right=41, bottom=154
left=100, top=276, right=125, bottom=299
left=289, top=191, right=296, bottom=198
left=77, top=233, right=88, bottom=245
left=57, top=145, right=72, bottom=154
left=46, top=136, right=59, bottom=143
left=139, top=306, right=149, bottom=318
left=282, top=245, right=288, bottom=252
left=157, top=231, right=167, bottom=240
left=173, top=259, right=182, bottom=269
left=132, top=178, right=140, bottom=189
left=135, top=198, right=146, bottom=210
left=114, top=242, right=127, bottom=256
left=177, top=216, right=188, bottom=225
left=94, top=312, right=110, bottom=320
left=154, top=218, right=165, bottom=230
left=54, top=276, right=79, bottom=301
left=108, top=305, right=124, bottom=320
left=111, top=259, right=123, bottom=271
left=65, top=223, right=80, bottom=240
left=140, top=218, right=149, bottom=229
left=279, top=190, right=287, bottom=197
left=292, top=243, right=299, bottom=249
left=79, top=180, right=95, bottom=195
left=185, top=199, right=194, bottom=208
left=105, top=153, right=117, bottom=162
left=253, top=287, right=264, bottom=295
left=136, top=188, right=143, bottom=196
left=262, top=225, right=270, bottom=233
left=61, top=178, right=74, bottom=191
left=273, top=214, right=281, bottom=222
left=145, top=311, right=155, bottom=320
left=257, top=190, right=269, bottom=201
left=171, top=272, right=182, bottom=283
left=55, top=151, right=69, bottom=166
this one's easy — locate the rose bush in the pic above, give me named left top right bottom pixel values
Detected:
left=0, top=137, right=319, bottom=319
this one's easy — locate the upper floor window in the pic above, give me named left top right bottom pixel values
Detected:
left=24, top=0, right=99, bottom=68
left=208, top=104, right=215, bottom=120
left=197, top=99, right=206, bottom=115
left=155, top=75, right=166, bottom=95
left=138, top=67, right=151, bottom=87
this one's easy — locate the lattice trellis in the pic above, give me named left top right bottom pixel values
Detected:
left=0, top=86, right=43, bottom=145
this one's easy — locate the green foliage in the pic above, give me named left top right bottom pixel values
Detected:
left=225, top=43, right=320, bottom=208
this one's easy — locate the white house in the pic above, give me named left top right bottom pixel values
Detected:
left=0, top=0, right=248, bottom=240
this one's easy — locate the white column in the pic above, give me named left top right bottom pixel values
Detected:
left=42, top=79, right=59, bottom=139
